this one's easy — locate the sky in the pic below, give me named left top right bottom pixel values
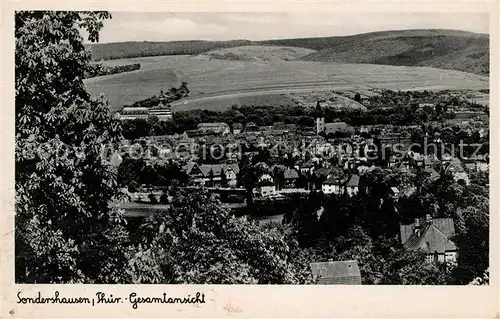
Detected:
left=94, top=12, right=489, bottom=43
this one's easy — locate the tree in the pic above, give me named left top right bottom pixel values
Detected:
left=382, top=250, right=450, bottom=285
left=15, top=11, right=132, bottom=283
left=237, top=163, right=267, bottom=205
left=220, top=168, right=228, bottom=188
left=354, top=93, right=361, bottom=102
left=452, top=205, right=489, bottom=284
left=335, top=227, right=386, bottom=284
left=135, top=189, right=305, bottom=284
left=283, top=192, right=323, bottom=247
left=208, top=168, right=215, bottom=187
left=148, top=192, right=158, bottom=204
left=159, top=191, right=170, bottom=204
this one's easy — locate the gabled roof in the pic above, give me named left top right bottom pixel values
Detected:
left=185, top=162, right=239, bottom=177
left=403, top=223, right=457, bottom=253
left=314, top=166, right=330, bottom=177
left=309, top=260, right=362, bottom=285
left=346, top=174, right=360, bottom=187
left=448, top=157, right=465, bottom=172
left=424, top=167, right=440, bottom=180
left=400, top=217, right=456, bottom=253
left=283, top=168, right=299, bottom=179
left=323, top=175, right=342, bottom=185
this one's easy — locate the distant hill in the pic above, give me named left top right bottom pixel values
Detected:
left=259, top=29, right=489, bottom=75
left=198, top=45, right=316, bottom=62
left=87, top=29, right=489, bottom=75
left=88, top=40, right=251, bottom=60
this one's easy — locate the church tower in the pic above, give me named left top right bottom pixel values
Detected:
left=315, top=101, right=325, bottom=134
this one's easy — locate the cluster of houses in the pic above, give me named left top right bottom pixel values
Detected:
left=120, top=104, right=488, bottom=281
left=132, top=112, right=487, bottom=199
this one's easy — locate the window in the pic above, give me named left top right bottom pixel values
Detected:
left=425, top=255, right=434, bottom=263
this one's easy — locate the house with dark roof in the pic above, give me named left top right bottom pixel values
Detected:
left=309, top=260, right=362, bottom=285
left=283, top=168, right=300, bottom=188
left=184, top=162, right=239, bottom=187
left=399, top=215, right=457, bottom=264
left=424, top=167, right=441, bottom=182
left=443, top=157, right=470, bottom=185
left=322, top=175, right=344, bottom=195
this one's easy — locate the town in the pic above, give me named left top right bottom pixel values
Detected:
left=112, top=86, right=489, bottom=284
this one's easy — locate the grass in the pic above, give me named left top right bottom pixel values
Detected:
left=174, top=93, right=299, bottom=112
left=84, top=54, right=489, bottom=113
left=201, top=45, right=316, bottom=62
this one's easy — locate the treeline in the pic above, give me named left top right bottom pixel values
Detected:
left=85, top=63, right=141, bottom=78
left=364, top=89, right=486, bottom=110
left=87, top=40, right=252, bottom=60
left=120, top=103, right=449, bottom=140
left=117, top=156, right=188, bottom=192
left=123, top=82, right=190, bottom=109
left=120, top=89, right=488, bottom=140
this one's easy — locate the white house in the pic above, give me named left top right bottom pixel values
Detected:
left=322, top=176, right=344, bottom=195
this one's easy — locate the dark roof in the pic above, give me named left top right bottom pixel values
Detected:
left=400, top=217, right=456, bottom=253
left=323, top=175, right=343, bottom=185
left=448, top=157, right=465, bottom=172
left=185, top=162, right=239, bottom=176
left=284, top=168, right=299, bottom=179
left=424, top=167, right=440, bottom=180
left=314, top=166, right=332, bottom=178
left=309, top=260, right=362, bottom=285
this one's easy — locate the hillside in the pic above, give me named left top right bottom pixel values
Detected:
left=85, top=54, right=488, bottom=113
left=88, top=39, right=251, bottom=60
left=259, top=29, right=489, bottom=75
left=87, top=29, right=489, bottom=75
left=198, top=45, right=316, bottom=62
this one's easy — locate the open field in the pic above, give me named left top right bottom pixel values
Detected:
left=84, top=53, right=489, bottom=113
left=199, top=45, right=315, bottom=62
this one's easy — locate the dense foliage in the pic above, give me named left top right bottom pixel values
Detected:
left=85, top=62, right=141, bottom=78
left=15, top=11, right=132, bottom=283
left=129, top=188, right=310, bottom=284
left=278, top=168, right=489, bottom=284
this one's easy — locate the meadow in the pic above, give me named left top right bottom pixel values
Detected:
left=84, top=47, right=489, bottom=113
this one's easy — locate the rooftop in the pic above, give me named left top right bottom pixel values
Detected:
left=309, top=260, right=362, bottom=285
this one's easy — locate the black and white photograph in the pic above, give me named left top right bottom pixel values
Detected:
left=13, top=9, right=491, bottom=289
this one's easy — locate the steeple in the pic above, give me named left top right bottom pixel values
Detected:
left=158, top=90, right=166, bottom=108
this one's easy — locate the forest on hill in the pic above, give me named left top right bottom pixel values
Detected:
left=87, top=39, right=251, bottom=60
